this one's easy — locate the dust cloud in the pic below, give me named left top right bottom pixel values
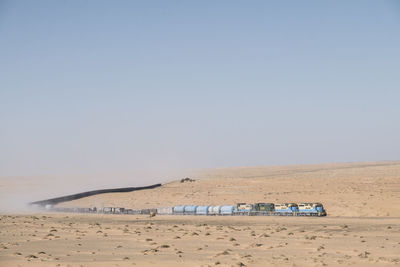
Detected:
left=0, top=168, right=189, bottom=213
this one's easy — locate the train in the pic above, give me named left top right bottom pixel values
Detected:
left=40, top=202, right=326, bottom=217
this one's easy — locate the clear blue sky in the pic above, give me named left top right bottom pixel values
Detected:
left=1, top=1, right=399, bottom=179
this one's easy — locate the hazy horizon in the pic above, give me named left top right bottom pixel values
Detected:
left=1, top=1, right=400, bottom=182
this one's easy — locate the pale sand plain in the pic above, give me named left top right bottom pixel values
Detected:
left=1, top=161, right=400, bottom=266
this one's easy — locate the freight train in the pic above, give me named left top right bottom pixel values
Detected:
left=41, top=202, right=326, bottom=217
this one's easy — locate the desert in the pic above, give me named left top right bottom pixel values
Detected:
left=1, top=161, right=400, bottom=266
left=2, top=1, right=399, bottom=266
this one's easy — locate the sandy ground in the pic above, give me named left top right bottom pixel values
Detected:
left=1, top=161, right=400, bottom=266
left=1, top=214, right=399, bottom=267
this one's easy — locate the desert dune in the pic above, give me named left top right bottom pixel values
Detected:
left=1, top=161, right=400, bottom=266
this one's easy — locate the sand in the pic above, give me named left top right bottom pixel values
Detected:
left=0, top=214, right=399, bottom=266
left=1, top=161, right=400, bottom=266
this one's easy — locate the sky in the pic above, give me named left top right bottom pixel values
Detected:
left=1, top=0, right=400, bottom=184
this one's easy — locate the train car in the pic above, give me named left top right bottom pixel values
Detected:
left=114, top=207, right=125, bottom=214
left=173, top=205, right=185, bottom=214
left=132, top=209, right=143, bottom=214
left=220, top=205, right=236, bottom=215
left=253, top=203, right=275, bottom=212
left=78, top=207, right=91, bottom=213
left=141, top=208, right=157, bottom=214
left=102, top=207, right=114, bottom=214
left=298, top=203, right=326, bottom=216
left=157, top=207, right=173, bottom=215
left=235, top=203, right=253, bottom=215
left=183, top=205, right=198, bottom=215
left=208, top=206, right=221, bottom=215
left=236, top=203, right=253, bottom=211
left=124, top=209, right=135, bottom=214
left=274, top=203, right=299, bottom=214
left=195, top=206, right=210, bottom=215
left=102, top=207, right=125, bottom=214
left=89, top=207, right=97, bottom=213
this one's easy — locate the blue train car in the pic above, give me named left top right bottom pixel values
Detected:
left=220, top=205, right=236, bottom=215
left=274, top=203, right=299, bottom=213
left=196, top=205, right=210, bottom=215
left=183, top=205, right=198, bottom=214
left=298, top=203, right=326, bottom=215
left=173, top=205, right=185, bottom=214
